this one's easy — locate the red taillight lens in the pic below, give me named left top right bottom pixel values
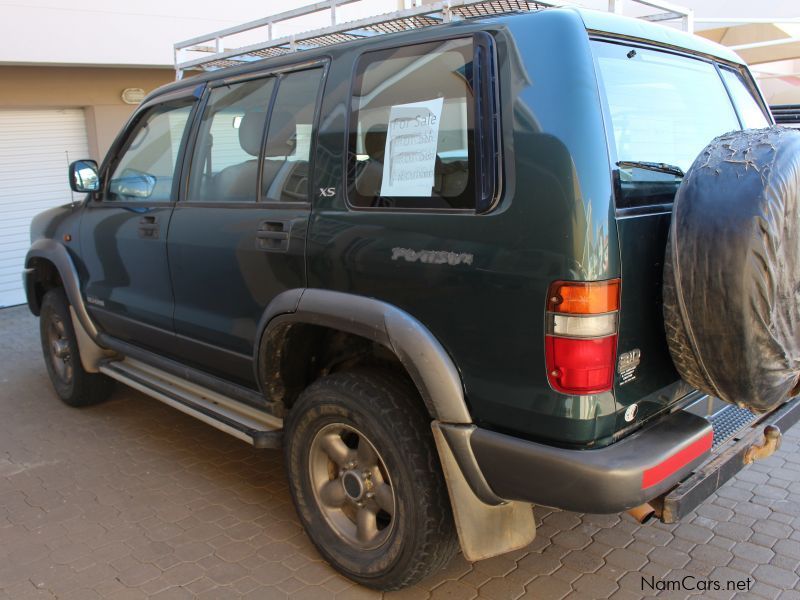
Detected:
left=546, top=335, right=617, bottom=395
left=545, top=279, right=620, bottom=395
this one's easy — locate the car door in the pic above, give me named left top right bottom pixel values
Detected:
left=167, top=64, right=326, bottom=384
left=79, top=88, right=199, bottom=349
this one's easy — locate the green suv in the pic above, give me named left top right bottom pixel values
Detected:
left=23, top=4, right=800, bottom=590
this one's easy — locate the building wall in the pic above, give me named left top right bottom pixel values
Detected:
left=0, top=1, right=403, bottom=67
left=0, top=66, right=174, bottom=160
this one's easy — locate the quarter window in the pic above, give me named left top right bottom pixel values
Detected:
left=107, top=101, right=193, bottom=202
left=348, top=38, right=476, bottom=210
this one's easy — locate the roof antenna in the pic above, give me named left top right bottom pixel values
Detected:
left=66, top=150, right=75, bottom=205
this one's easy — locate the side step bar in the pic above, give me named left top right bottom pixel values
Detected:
left=99, top=358, right=282, bottom=449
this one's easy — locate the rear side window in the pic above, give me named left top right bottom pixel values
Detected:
left=107, top=101, right=193, bottom=202
left=348, top=38, right=476, bottom=210
left=720, top=68, right=770, bottom=129
left=262, top=68, right=324, bottom=203
left=188, top=78, right=276, bottom=202
left=186, top=66, right=324, bottom=204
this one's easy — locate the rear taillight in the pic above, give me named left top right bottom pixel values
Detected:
left=545, top=279, right=621, bottom=395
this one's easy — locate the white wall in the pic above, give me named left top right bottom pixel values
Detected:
left=0, top=0, right=401, bottom=67
left=3, top=0, right=797, bottom=102
left=3, top=0, right=795, bottom=68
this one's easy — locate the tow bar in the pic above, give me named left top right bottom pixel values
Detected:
left=744, top=425, right=782, bottom=465
left=660, top=399, right=800, bottom=523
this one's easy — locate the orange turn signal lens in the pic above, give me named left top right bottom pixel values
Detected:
left=547, top=279, right=621, bottom=315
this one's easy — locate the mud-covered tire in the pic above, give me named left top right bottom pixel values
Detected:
left=663, top=127, right=800, bottom=413
left=39, top=288, right=114, bottom=407
left=283, top=368, right=458, bottom=590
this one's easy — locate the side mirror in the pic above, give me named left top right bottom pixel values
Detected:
left=108, top=169, right=157, bottom=200
left=69, top=160, right=100, bottom=193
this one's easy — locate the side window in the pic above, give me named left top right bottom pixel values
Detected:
left=720, top=68, right=770, bottom=129
left=261, top=68, right=324, bottom=203
left=187, top=77, right=276, bottom=202
left=106, top=101, right=193, bottom=202
left=348, top=38, right=476, bottom=210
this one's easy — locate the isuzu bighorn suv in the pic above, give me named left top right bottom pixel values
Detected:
left=24, top=2, right=800, bottom=590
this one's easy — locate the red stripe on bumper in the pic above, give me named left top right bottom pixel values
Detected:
left=642, top=431, right=713, bottom=489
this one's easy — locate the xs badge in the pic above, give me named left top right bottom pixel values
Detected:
left=617, top=348, right=641, bottom=385
left=319, top=187, right=336, bottom=197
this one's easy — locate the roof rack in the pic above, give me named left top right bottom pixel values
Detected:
left=173, top=0, right=553, bottom=79
left=174, top=0, right=695, bottom=79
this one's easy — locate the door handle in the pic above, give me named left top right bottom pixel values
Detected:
left=257, top=220, right=291, bottom=252
left=138, top=215, right=159, bottom=239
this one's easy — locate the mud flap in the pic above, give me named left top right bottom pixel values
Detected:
left=69, top=306, right=116, bottom=373
left=431, top=422, right=536, bottom=562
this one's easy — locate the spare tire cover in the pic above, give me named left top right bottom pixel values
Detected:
left=663, top=127, right=800, bottom=413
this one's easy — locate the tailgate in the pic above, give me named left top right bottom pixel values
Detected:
left=614, top=212, right=694, bottom=430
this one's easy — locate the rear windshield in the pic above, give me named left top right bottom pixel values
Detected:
left=593, top=41, right=769, bottom=208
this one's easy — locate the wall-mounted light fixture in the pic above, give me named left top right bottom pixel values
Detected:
left=121, top=88, right=146, bottom=105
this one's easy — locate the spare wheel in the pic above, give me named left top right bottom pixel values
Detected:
left=663, top=126, right=800, bottom=413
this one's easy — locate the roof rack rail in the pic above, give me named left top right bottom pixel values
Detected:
left=173, top=0, right=553, bottom=79
left=173, top=0, right=695, bottom=79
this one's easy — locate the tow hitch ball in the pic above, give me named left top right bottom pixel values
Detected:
left=744, top=425, right=782, bottom=465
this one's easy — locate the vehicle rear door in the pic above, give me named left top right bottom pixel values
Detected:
left=79, top=88, right=199, bottom=349
left=591, top=41, right=771, bottom=427
left=166, top=64, right=325, bottom=384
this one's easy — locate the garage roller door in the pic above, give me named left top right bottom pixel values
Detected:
left=0, top=109, right=90, bottom=307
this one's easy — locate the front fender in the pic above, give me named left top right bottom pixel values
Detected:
left=25, top=238, right=98, bottom=340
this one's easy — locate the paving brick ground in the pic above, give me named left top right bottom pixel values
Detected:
left=1, top=304, right=799, bottom=599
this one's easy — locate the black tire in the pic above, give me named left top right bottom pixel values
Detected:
left=39, top=288, right=114, bottom=407
left=284, top=368, right=458, bottom=591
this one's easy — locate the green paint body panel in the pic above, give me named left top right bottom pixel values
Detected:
left=27, top=7, right=765, bottom=449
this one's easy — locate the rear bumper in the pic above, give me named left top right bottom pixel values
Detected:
left=461, top=398, right=800, bottom=517
left=661, top=397, right=800, bottom=522
left=467, top=409, right=714, bottom=514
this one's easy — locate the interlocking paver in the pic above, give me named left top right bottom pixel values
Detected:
left=647, top=547, right=691, bottom=570
left=752, top=564, right=800, bottom=590
left=571, top=572, right=619, bottom=597
left=751, top=581, right=784, bottom=600
left=605, top=548, right=648, bottom=571
left=731, top=541, right=776, bottom=563
left=519, top=575, right=572, bottom=599
left=2, top=304, right=800, bottom=599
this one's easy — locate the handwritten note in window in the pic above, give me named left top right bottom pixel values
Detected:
left=380, top=98, right=443, bottom=197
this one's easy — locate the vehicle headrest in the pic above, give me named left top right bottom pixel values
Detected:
left=364, top=125, right=387, bottom=160
left=264, top=108, right=298, bottom=157
left=238, top=112, right=267, bottom=156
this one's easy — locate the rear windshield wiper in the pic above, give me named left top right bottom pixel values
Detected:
left=617, top=161, right=685, bottom=178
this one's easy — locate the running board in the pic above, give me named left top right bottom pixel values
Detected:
left=99, top=358, right=282, bottom=448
